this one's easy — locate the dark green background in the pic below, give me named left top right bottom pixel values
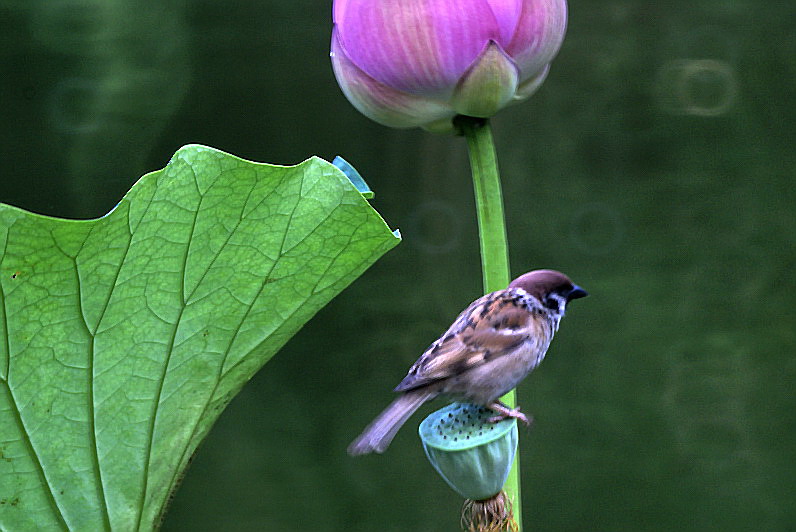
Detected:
left=2, top=1, right=794, bottom=530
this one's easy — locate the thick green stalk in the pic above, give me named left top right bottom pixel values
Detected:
left=456, top=115, right=522, bottom=530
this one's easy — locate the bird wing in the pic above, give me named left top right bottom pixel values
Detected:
left=393, top=289, right=540, bottom=392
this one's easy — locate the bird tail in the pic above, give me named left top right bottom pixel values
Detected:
left=347, top=390, right=434, bottom=456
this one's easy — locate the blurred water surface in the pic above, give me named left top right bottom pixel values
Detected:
left=1, top=0, right=794, bottom=530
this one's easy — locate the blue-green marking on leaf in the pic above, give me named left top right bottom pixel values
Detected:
left=332, top=156, right=374, bottom=199
left=0, top=144, right=400, bottom=531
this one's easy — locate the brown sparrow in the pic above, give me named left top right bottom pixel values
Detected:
left=348, top=269, right=587, bottom=456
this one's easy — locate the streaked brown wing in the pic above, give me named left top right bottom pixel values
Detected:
left=393, top=289, right=536, bottom=392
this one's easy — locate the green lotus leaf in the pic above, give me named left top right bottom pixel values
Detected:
left=0, top=144, right=400, bottom=531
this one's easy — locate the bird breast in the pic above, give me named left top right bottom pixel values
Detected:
left=443, top=327, right=553, bottom=404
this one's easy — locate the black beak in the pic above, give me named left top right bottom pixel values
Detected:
left=567, top=285, right=588, bottom=301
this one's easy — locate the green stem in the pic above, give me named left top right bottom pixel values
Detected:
left=456, top=115, right=522, bottom=531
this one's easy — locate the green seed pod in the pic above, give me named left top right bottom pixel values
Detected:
left=419, top=402, right=518, bottom=501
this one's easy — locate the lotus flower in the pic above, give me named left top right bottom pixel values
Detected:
left=331, top=0, right=568, bottom=132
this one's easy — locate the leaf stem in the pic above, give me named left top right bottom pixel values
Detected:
left=456, top=115, right=522, bottom=531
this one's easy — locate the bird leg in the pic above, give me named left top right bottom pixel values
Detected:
left=487, top=401, right=532, bottom=426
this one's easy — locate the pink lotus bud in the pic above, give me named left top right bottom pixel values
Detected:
left=331, top=0, right=567, bottom=132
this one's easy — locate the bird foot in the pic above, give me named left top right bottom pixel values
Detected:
left=487, top=402, right=533, bottom=426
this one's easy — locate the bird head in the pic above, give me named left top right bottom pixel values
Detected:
left=508, top=269, right=588, bottom=319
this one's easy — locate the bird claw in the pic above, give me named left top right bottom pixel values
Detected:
left=487, top=403, right=533, bottom=426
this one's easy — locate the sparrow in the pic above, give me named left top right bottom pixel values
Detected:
left=348, top=269, right=587, bottom=456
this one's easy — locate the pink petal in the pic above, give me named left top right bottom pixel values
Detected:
left=334, top=0, right=505, bottom=96
left=483, top=0, right=524, bottom=44
left=332, top=0, right=348, bottom=24
left=506, top=0, right=567, bottom=82
left=331, top=28, right=454, bottom=128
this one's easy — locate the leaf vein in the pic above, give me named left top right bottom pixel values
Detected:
left=134, top=185, right=202, bottom=530
left=157, top=178, right=305, bottom=505
left=71, top=255, right=113, bottom=531
left=1, top=232, right=68, bottom=528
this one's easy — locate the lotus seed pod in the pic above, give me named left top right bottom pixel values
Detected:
left=419, top=402, right=518, bottom=501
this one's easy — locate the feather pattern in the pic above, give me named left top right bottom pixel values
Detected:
left=394, top=288, right=545, bottom=393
